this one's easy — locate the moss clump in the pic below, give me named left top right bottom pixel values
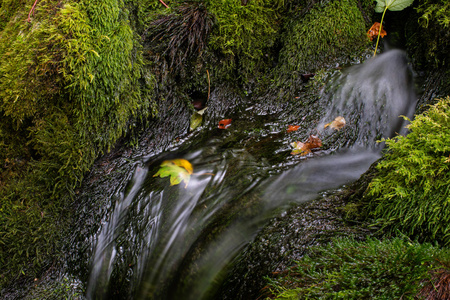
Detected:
left=206, top=0, right=282, bottom=78
left=364, top=96, right=450, bottom=245
left=0, top=0, right=155, bottom=286
left=264, top=237, right=449, bottom=299
left=277, top=0, right=369, bottom=74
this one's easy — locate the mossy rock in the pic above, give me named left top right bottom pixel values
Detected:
left=0, top=0, right=155, bottom=286
left=277, top=0, right=370, bottom=74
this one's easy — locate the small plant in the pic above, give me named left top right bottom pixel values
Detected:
left=373, top=0, right=414, bottom=55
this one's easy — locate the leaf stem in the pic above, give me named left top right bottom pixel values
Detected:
left=373, top=6, right=388, bottom=56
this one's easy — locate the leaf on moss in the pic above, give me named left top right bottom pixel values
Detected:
left=291, top=135, right=322, bottom=156
left=154, top=159, right=193, bottom=188
left=367, top=22, right=387, bottom=41
left=324, top=116, right=346, bottom=130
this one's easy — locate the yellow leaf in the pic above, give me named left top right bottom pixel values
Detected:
left=325, top=116, right=346, bottom=130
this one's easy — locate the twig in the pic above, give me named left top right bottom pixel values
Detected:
left=159, top=0, right=169, bottom=8
left=206, top=69, right=210, bottom=101
left=27, top=0, right=39, bottom=23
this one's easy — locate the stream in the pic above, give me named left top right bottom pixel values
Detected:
left=67, top=49, right=417, bottom=299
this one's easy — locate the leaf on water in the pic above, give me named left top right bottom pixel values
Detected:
left=287, top=125, right=300, bottom=133
left=290, top=135, right=322, bottom=156
left=375, top=0, right=414, bottom=13
left=153, top=159, right=193, bottom=188
left=367, top=22, right=387, bottom=41
left=218, top=118, right=232, bottom=129
left=324, top=116, right=346, bottom=130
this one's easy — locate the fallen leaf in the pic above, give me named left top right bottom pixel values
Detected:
left=218, top=119, right=232, bottom=129
left=190, top=107, right=207, bottom=131
left=367, top=22, right=387, bottom=41
left=307, top=135, right=322, bottom=148
left=324, top=116, right=346, bottom=130
left=287, top=125, right=300, bottom=133
left=290, top=135, right=322, bottom=156
left=291, top=141, right=311, bottom=155
left=153, top=159, right=193, bottom=188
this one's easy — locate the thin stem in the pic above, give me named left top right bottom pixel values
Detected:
left=158, top=0, right=169, bottom=8
left=206, top=69, right=210, bottom=101
left=373, top=7, right=388, bottom=56
left=27, top=0, right=39, bottom=23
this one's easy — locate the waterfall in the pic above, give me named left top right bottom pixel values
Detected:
left=84, top=49, right=417, bottom=299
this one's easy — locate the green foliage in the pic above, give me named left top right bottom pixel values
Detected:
left=206, top=0, right=282, bottom=76
left=375, top=0, right=414, bottom=13
left=265, top=237, right=449, bottom=299
left=277, top=0, right=368, bottom=74
left=366, top=96, right=450, bottom=245
left=406, top=0, right=450, bottom=69
left=417, top=0, right=450, bottom=28
left=0, top=0, right=156, bottom=286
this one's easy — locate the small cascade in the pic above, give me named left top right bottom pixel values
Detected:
left=83, top=50, right=417, bottom=299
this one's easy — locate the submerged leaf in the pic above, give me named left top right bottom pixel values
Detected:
left=367, top=22, right=387, bottom=41
left=154, top=159, right=193, bottom=187
left=324, top=116, right=346, bottom=130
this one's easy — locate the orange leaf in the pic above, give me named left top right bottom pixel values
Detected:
left=287, top=125, right=300, bottom=133
left=290, top=135, right=322, bottom=156
left=218, top=119, right=232, bottom=129
left=367, top=22, right=387, bottom=41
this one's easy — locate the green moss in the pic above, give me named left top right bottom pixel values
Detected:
left=264, top=237, right=449, bottom=299
left=365, top=96, right=450, bottom=245
left=0, top=0, right=156, bottom=286
left=277, top=0, right=369, bottom=73
left=206, top=0, right=282, bottom=78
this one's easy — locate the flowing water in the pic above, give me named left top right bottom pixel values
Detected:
left=74, top=49, right=417, bottom=299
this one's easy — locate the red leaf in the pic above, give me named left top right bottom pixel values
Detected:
left=218, top=119, right=232, bottom=129
left=287, top=125, right=300, bottom=133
